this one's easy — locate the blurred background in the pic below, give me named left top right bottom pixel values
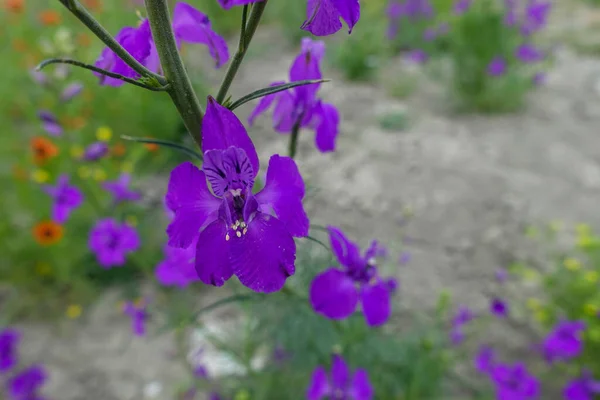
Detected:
left=3, top=0, right=600, bottom=398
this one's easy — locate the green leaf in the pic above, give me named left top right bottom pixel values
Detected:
left=228, top=79, right=330, bottom=111
left=120, top=135, right=203, bottom=161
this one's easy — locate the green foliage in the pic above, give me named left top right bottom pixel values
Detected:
left=265, top=0, right=306, bottom=45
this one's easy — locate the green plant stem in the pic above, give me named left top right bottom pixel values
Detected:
left=144, top=0, right=204, bottom=149
left=57, top=0, right=165, bottom=85
left=288, top=119, right=302, bottom=159
left=215, top=1, right=269, bottom=104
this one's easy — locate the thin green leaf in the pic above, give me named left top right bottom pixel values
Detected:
left=228, top=79, right=330, bottom=111
left=192, top=294, right=262, bottom=320
left=120, top=135, right=203, bottom=161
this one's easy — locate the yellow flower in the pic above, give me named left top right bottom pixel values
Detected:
left=526, top=298, right=541, bottom=311
left=564, top=258, right=581, bottom=271
left=66, top=304, right=82, bottom=319
left=576, top=223, right=592, bottom=236
left=78, top=166, right=91, bottom=179
left=31, top=169, right=50, bottom=183
left=534, top=309, right=548, bottom=323
left=522, top=268, right=540, bottom=282
left=96, top=126, right=113, bottom=142
left=35, top=262, right=52, bottom=276
left=125, top=215, right=138, bottom=227
left=121, top=162, right=133, bottom=174
left=92, top=168, right=107, bottom=181
left=584, top=271, right=599, bottom=284
left=584, top=303, right=599, bottom=317
left=70, top=145, right=84, bottom=159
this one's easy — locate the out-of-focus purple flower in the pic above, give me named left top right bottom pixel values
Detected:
left=491, top=362, right=539, bottom=400
left=453, top=0, right=471, bottom=15
left=172, top=2, right=230, bottom=68
left=487, top=57, right=507, bottom=76
left=495, top=268, right=508, bottom=283
left=515, top=43, right=544, bottom=63
left=42, top=175, right=84, bottom=223
left=423, top=27, right=437, bottom=42
left=450, top=306, right=474, bottom=344
left=123, top=300, right=148, bottom=336
left=272, top=345, right=291, bottom=365
left=532, top=72, right=546, bottom=86
left=490, top=298, right=508, bottom=317
left=89, top=218, right=140, bottom=268
left=474, top=345, right=495, bottom=374
left=0, top=328, right=20, bottom=373
left=249, top=38, right=340, bottom=154
left=38, top=110, right=62, bottom=136
left=385, top=277, right=398, bottom=294
left=437, top=22, right=449, bottom=36
left=301, top=0, right=361, bottom=37
left=166, top=98, right=309, bottom=293
left=309, top=227, right=392, bottom=326
left=402, top=0, right=433, bottom=18
left=30, top=69, right=48, bottom=86
left=155, top=240, right=199, bottom=288
left=102, top=173, right=141, bottom=204
left=82, top=142, right=109, bottom=162
left=405, top=49, right=428, bottom=64
left=215, top=0, right=263, bottom=10
left=60, top=82, right=84, bottom=102
left=521, top=0, right=551, bottom=36
left=398, top=252, right=411, bottom=265
left=541, top=320, right=586, bottom=363
left=7, top=365, right=47, bottom=399
left=307, top=354, right=373, bottom=400
left=564, top=370, right=600, bottom=400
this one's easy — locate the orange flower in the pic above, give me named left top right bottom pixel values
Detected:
left=143, top=138, right=159, bottom=152
left=33, top=221, right=64, bottom=246
left=111, top=142, right=126, bottom=157
left=5, top=0, right=24, bottom=14
left=30, top=137, right=59, bottom=165
left=39, top=10, right=62, bottom=26
left=82, top=0, right=101, bottom=12
left=76, top=33, right=92, bottom=47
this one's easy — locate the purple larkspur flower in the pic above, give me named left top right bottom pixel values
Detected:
left=402, top=0, right=433, bottom=18
left=30, top=69, right=48, bottom=86
left=309, top=227, right=392, bottom=326
left=406, top=49, right=428, bottom=64
left=450, top=306, right=474, bottom=344
left=300, top=0, right=361, bottom=36
left=165, top=97, right=309, bottom=293
left=123, top=300, right=148, bottom=336
left=94, top=23, right=152, bottom=87
left=488, top=57, right=507, bottom=76
left=453, top=0, right=471, bottom=15
left=102, top=173, right=142, bottom=204
left=82, top=142, right=109, bottom=162
left=307, top=354, right=373, bottom=400
left=216, top=0, right=264, bottom=10
left=7, top=365, right=47, bottom=400
left=495, top=268, right=508, bottom=283
left=249, top=38, right=340, bottom=153
left=0, top=328, right=20, bottom=373
left=521, top=0, right=551, bottom=36
left=564, top=370, right=600, bottom=400
left=42, top=175, right=84, bottom=224
left=89, top=218, right=140, bottom=268
left=541, top=320, right=586, bottom=363
left=172, top=2, right=230, bottom=68
left=155, top=240, right=199, bottom=288
left=475, top=345, right=495, bottom=374
left=490, top=298, right=508, bottom=317
left=515, top=43, right=544, bottom=63
left=37, top=110, right=62, bottom=136
left=491, top=362, right=539, bottom=400
left=60, top=82, right=84, bottom=102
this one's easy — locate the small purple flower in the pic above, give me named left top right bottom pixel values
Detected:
left=405, top=49, right=428, bottom=64
left=172, top=2, right=230, bottom=68
left=450, top=306, right=474, bottom=344
left=102, top=173, right=142, bottom=204
left=521, top=0, right=551, bottom=36
left=42, top=175, right=84, bottom=224
left=495, top=268, right=508, bottom=283
left=249, top=38, right=340, bottom=154
left=564, top=370, right=600, bottom=400
left=515, top=43, right=544, bottom=63
left=487, top=57, right=507, bottom=76
left=453, top=0, right=471, bottom=15
left=307, top=354, right=373, bottom=400
left=30, top=69, right=48, bottom=86
left=82, top=142, right=109, bottom=162
left=155, top=241, right=199, bottom=288
left=38, top=110, right=62, bottom=136
left=166, top=97, right=309, bottom=293
left=7, top=365, right=47, bottom=399
left=423, top=27, right=437, bottom=42
left=474, top=345, right=495, bottom=374
left=216, top=0, right=264, bottom=10
left=490, top=298, right=508, bottom=317
left=89, top=218, right=140, bottom=268
left=541, top=320, right=586, bottom=363
left=532, top=72, right=546, bottom=86
left=491, top=362, right=539, bottom=400
left=301, top=0, right=361, bottom=36
left=123, top=300, right=148, bottom=336
left=398, top=252, right=411, bottom=265
left=384, top=277, right=398, bottom=294
left=0, top=328, right=20, bottom=373
left=309, top=227, right=392, bottom=326
left=60, top=82, right=84, bottom=102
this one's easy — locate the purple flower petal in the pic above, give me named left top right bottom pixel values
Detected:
left=216, top=0, right=262, bottom=10
left=248, top=81, right=286, bottom=126
left=330, top=0, right=361, bottom=34
left=349, top=368, right=374, bottom=400
left=0, top=328, right=20, bottom=373
left=195, top=220, right=234, bottom=287
left=82, top=142, right=109, bottom=161
left=38, top=110, right=62, bottom=136
left=475, top=345, right=495, bottom=374
left=229, top=212, right=296, bottom=293
left=102, top=173, right=142, bottom=204
left=203, top=147, right=255, bottom=197
left=310, top=268, right=359, bottom=319
left=313, top=101, right=340, bottom=153
left=202, top=97, right=260, bottom=175
left=307, top=366, right=330, bottom=400
left=327, top=226, right=363, bottom=270
left=89, top=219, right=140, bottom=268
left=60, top=82, right=84, bottom=102
left=43, top=174, right=84, bottom=224
left=8, top=365, right=47, bottom=398
left=166, top=162, right=221, bottom=248
left=272, top=90, right=298, bottom=132
left=360, top=280, right=391, bottom=326
left=255, top=154, right=309, bottom=237
left=290, top=38, right=324, bottom=103
left=331, top=354, right=350, bottom=390
left=490, top=298, right=508, bottom=317
left=302, top=0, right=344, bottom=37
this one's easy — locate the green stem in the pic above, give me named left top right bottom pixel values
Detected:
left=57, top=0, right=165, bottom=85
left=144, top=0, right=204, bottom=149
left=215, top=0, right=269, bottom=104
left=288, top=119, right=302, bottom=159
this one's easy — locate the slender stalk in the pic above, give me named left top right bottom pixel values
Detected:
left=215, top=0, right=269, bottom=104
left=144, top=0, right=204, bottom=149
left=57, top=0, right=165, bottom=85
left=288, top=119, right=302, bottom=159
